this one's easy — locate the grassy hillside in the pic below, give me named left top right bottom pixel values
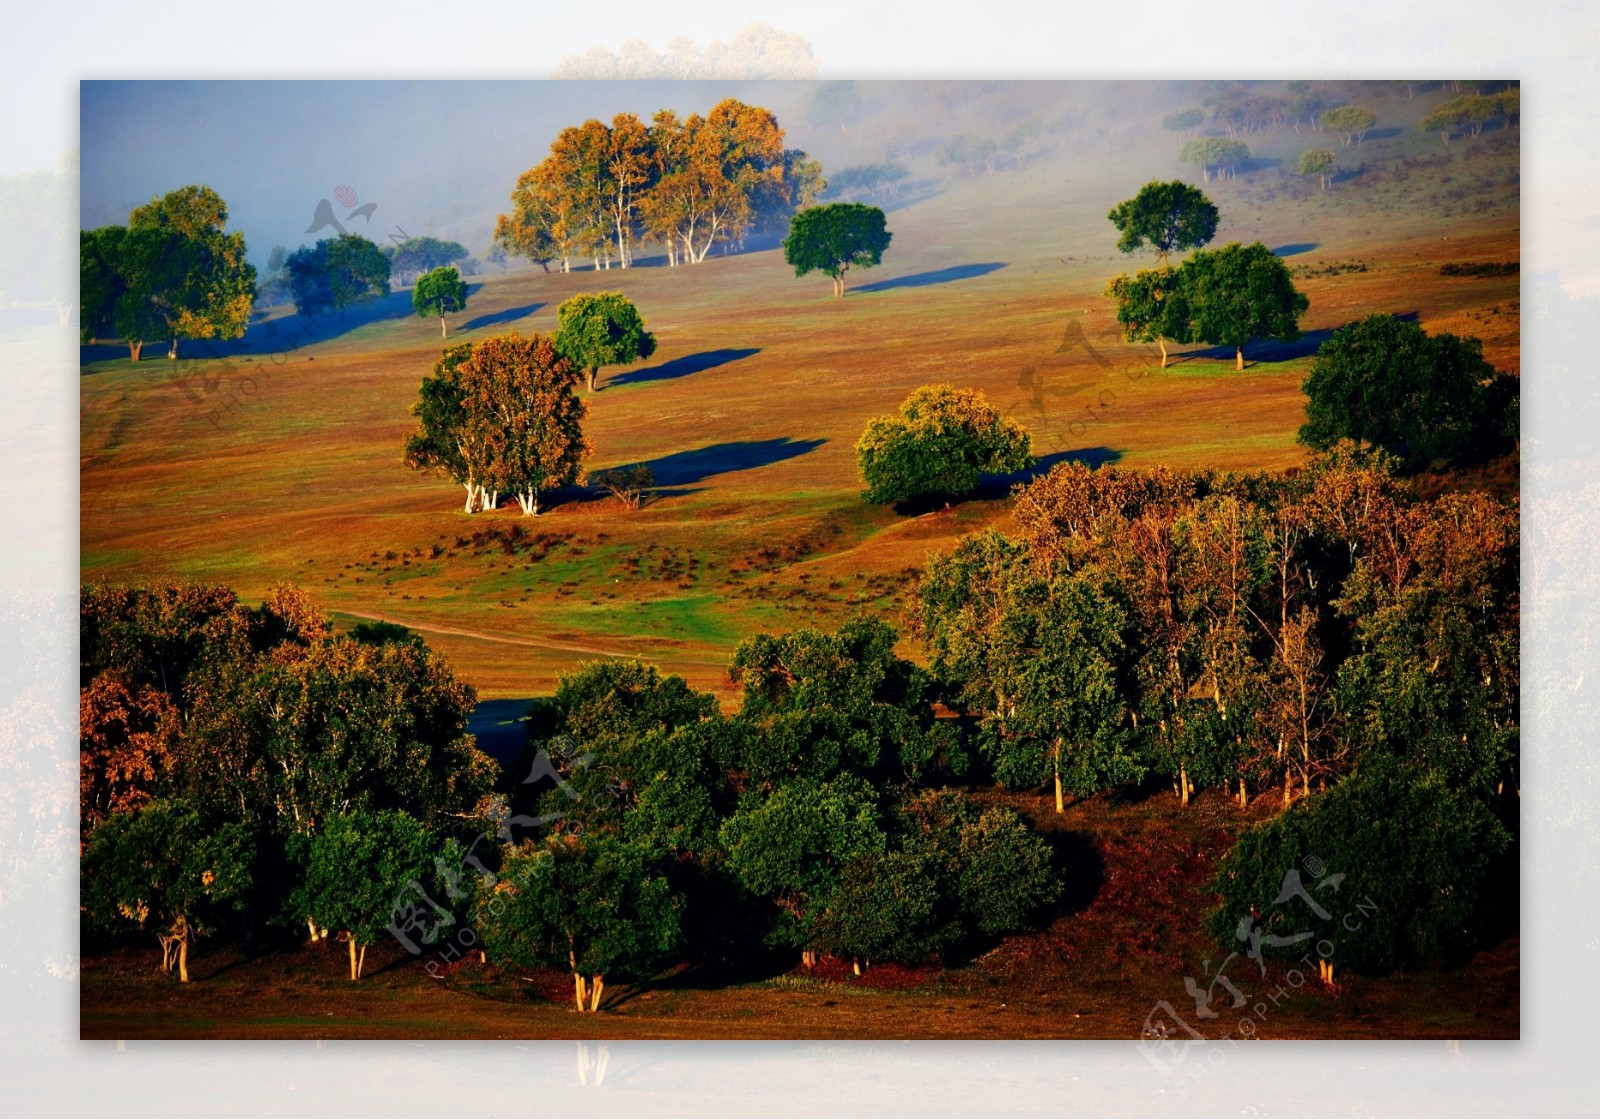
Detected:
left=79, top=81, right=1519, bottom=702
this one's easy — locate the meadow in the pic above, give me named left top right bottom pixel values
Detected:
left=79, top=84, right=1520, bottom=706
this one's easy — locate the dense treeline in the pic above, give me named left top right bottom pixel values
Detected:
left=916, top=446, right=1519, bottom=813
left=78, top=583, right=495, bottom=979
left=493, top=99, right=823, bottom=272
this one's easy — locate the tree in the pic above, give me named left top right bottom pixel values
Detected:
left=1298, top=314, right=1498, bottom=468
left=1162, top=108, right=1205, bottom=138
left=285, top=233, right=391, bottom=319
left=857, top=384, right=1032, bottom=505
left=898, top=790, right=1059, bottom=939
left=79, top=226, right=127, bottom=345
left=1320, top=106, right=1376, bottom=147
left=992, top=570, right=1144, bottom=812
left=1204, top=758, right=1508, bottom=975
left=719, top=775, right=885, bottom=959
left=1180, top=241, right=1309, bottom=370
left=812, top=850, right=952, bottom=971
left=1179, top=137, right=1250, bottom=181
left=1106, top=266, right=1194, bottom=367
left=476, top=833, right=681, bottom=1012
left=126, top=185, right=256, bottom=359
left=1298, top=148, right=1336, bottom=190
left=781, top=202, right=891, bottom=298
left=81, top=799, right=254, bottom=982
left=1420, top=101, right=1468, bottom=147
left=301, top=809, right=439, bottom=980
left=459, top=332, right=592, bottom=513
left=404, top=343, right=483, bottom=512
left=412, top=266, right=469, bottom=338
left=387, top=236, right=469, bottom=283
left=553, top=292, right=657, bottom=393
left=1106, top=180, right=1219, bottom=265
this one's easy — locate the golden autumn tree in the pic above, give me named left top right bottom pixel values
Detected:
left=458, top=332, right=592, bottom=516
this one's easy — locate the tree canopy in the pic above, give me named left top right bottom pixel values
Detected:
left=1179, top=137, right=1251, bottom=181
left=496, top=99, right=816, bottom=272
left=1180, top=241, right=1309, bottom=369
left=1320, top=106, right=1376, bottom=147
left=285, top=234, right=391, bottom=319
left=856, top=384, right=1032, bottom=505
left=1106, top=266, right=1193, bottom=367
left=1106, top=180, right=1219, bottom=265
left=412, top=266, right=469, bottom=338
left=78, top=185, right=256, bottom=361
left=1299, top=148, right=1336, bottom=190
left=552, top=291, right=657, bottom=392
left=781, top=202, right=892, bottom=297
left=1298, top=314, right=1507, bottom=468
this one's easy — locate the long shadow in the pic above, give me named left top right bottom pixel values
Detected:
left=852, top=262, right=1007, bottom=294
left=1182, top=311, right=1418, bottom=365
left=467, top=698, right=535, bottom=765
left=1271, top=242, right=1319, bottom=257
left=965, top=448, right=1124, bottom=503
left=608, top=347, right=760, bottom=388
left=463, top=302, right=543, bottom=332
left=616, top=437, right=825, bottom=487
left=1364, top=126, right=1405, bottom=142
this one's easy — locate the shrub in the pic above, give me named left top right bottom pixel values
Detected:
left=857, top=384, right=1032, bottom=506
left=1203, top=759, right=1509, bottom=974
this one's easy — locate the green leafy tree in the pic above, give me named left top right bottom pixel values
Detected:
left=301, top=808, right=439, bottom=980
left=553, top=291, right=657, bottom=392
left=79, top=226, right=127, bottom=345
left=1204, top=758, right=1509, bottom=975
left=125, top=185, right=256, bottom=359
left=857, top=383, right=1033, bottom=505
left=412, top=266, right=469, bottom=338
left=991, top=569, right=1144, bottom=812
left=1106, top=180, right=1219, bottom=265
left=898, top=790, right=1058, bottom=939
left=1162, top=108, right=1205, bottom=138
left=1320, top=106, right=1376, bottom=147
left=285, top=233, right=391, bottom=319
left=1179, top=137, right=1251, bottom=182
left=80, top=799, right=254, bottom=982
left=719, top=775, right=885, bottom=959
left=812, top=850, right=952, bottom=971
left=1181, top=241, right=1309, bottom=370
left=476, top=833, right=681, bottom=1012
left=404, top=343, right=482, bottom=511
left=388, top=236, right=469, bottom=279
left=781, top=202, right=891, bottom=297
left=728, top=617, right=964, bottom=788
left=1297, top=314, right=1498, bottom=468
left=1298, top=148, right=1336, bottom=190
left=1106, top=266, right=1193, bottom=367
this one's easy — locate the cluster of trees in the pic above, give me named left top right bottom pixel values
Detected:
left=479, top=618, right=1061, bottom=1004
left=551, top=23, right=817, bottom=81
left=284, top=234, right=391, bottom=319
left=1421, top=90, right=1520, bottom=146
left=820, top=162, right=911, bottom=205
left=77, top=584, right=495, bottom=981
left=916, top=448, right=1519, bottom=823
left=856, top=384, right=1033, bottom=506
left=494, top=99, right=823, bottom=273
left=385, top=237, right=470, bottom=286
left=1179, top=137, right=1252, bottom=181
left=1106, top=180, right=1308, bottom=369
left=404, top=292, right=655, bottom=511
left=80, top=186, right=256, bottom=361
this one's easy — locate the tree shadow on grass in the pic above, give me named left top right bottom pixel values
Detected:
left=463, top=302, right=543, bottom=332
left=1180, top=311, right=1418, bottom=366
left=852, top=262, right=1007, bottom=294
left=467, top=698, right=536, bottom=765
left=930, top=447, right=1123, bottom=507
left=608, top=347, right=760, bottom=388
left=1271, top=242, right=1319, bottom=257
left=613, top=437, right=826, bottom=487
